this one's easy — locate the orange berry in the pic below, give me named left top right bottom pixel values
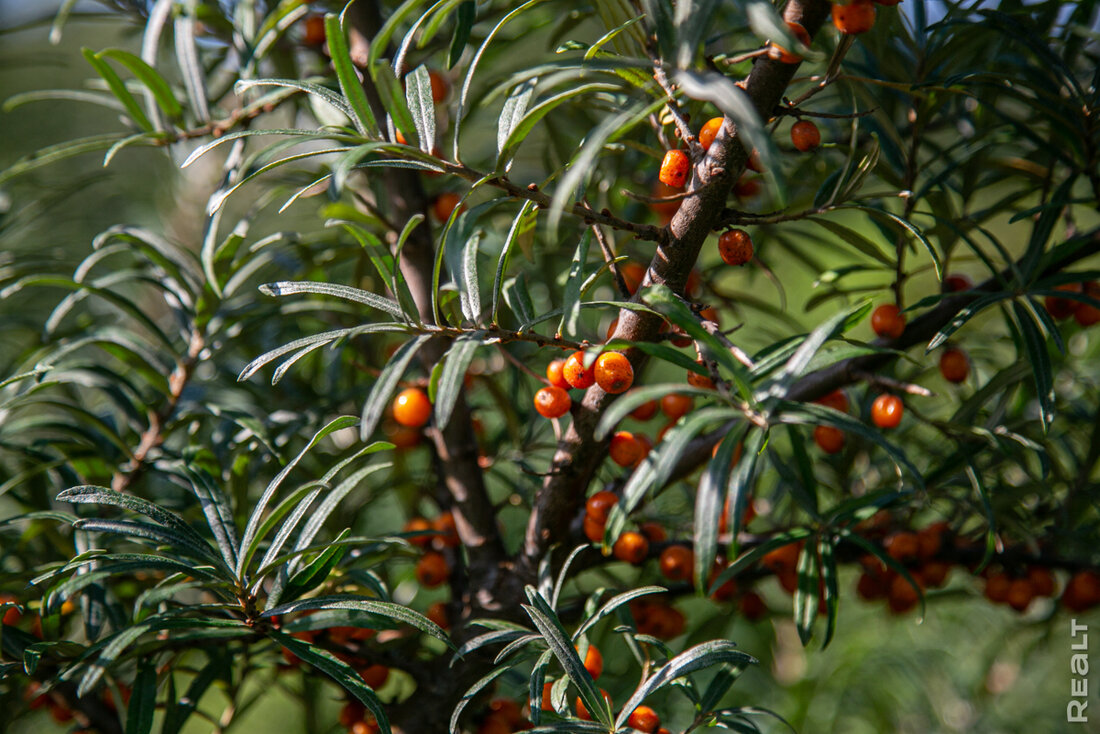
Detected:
left=393, top=387, right=432, bottom=427
left=649, top=182, right=681, bottom=223
left=709, top=562, right=738, bottom=601
left=718, top=229, right=754, bottom=266
left=431, top=192, right=464, bottom=221
left=944, top=273, right=973, bottom=292
left=857, top=570, right=888, bottom=600
left=738, top=590, right=768, bottom=620
left=433, top=511, right=459, bottom=548
left=790, top=119, right=821, bottom=151
left=1027, top=566, right=1055, bottom=597
left=871, top=394, right=904, bottom=429
left=918, top=561, right=950, bottom=589
left=578, top=644, right=603, bottom=679
left=984, top=572, right=1011, bottom=603
left=639, top=521, right=667, bottom=543
left=626, top=705, right=661, bottom=733
left=687, top=363, right=716, bottom=389
left=832, top=0, right=876, bottom=34
left=351, top=718, right=381, bottom=734
left=613, top=531, right=650, bottom=564
left=302, top=14, right=326, bottom=46
left=534, top=385, right=571, bottom=419
left=1074, top=281, right=1100, bottom=326
left=815, top=389, right=849, bottom=412
left=1, top=594, right=21, bottom=626
left=609, top=431, right=647, bottom=468
left=1044, top=282, right=1082, bottom=320
left=769, top=21, right=812, bottom=64
left=762, top=542, right=801, bottom=573
left=546, top=359, right=570, bottom=389
left=813, top=425, right=845, bottom=454
left=358, top=663, right=390, bottom=689
left=426, top=601, right=449, bottom=629
left=583, top=514, right=606, bottom=543
left=415, top=551, right=449, bottom=588
left=939, top=347, right=969, bottom=383
left=539, top=681, right=556, bottom=711
left=658, top=149, right=690, bottom=188
left=620, top=261, right=646, bottom=294
left=885, top=531, right=920, bottom=562
left=1063, top=570, right=1100, bottom=612
left=733, top=175, right=759, bottom=199
left=385, top=421, right=421, bottom=449
left=488, top=699, right=524, bottom=727
left=630, top=396, right=659, bottom=421
left=1006, top=578, right=1035, bottom=612
left=698, top=117, right=724, bottom=151
left=575, top=689, right=612, bottom=721
left=586, top=491, right=619, bottom=523
left=660, top=393, right=693, bottom=420
left=404, top=517, right=436, bottom=548
left=606, top=317, right=619, bottom=342
left=870, top=303, right=906, bottom=339
left=340, top=701, right=367, bottom=727
left=659, top=545, right=694, bottom=583
left=887, top=574, right=920, bottom=614
left=563, top=351, right=597, bottom=389
left=594, top=352, right=634, bottom=394
left=428, top=70, right=450, bottom=103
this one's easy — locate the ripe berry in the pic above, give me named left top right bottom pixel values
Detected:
left=1063, top=570, right=1100, bottom=612
left=610, top=431, right=647, bottom=468
left=340, top=701, right=366, bottom=728
left=918, top=561, right=950, bottom=589
left=351, top=718, right=381, bottom=734
left=1006, top=578, right=1035, bottom=612
left=885, top=531, right=920, bottom=561
left=1075, top=282, right=1100, bottom=326
left=539, top=681, right=556, bottom=711
left=639, top=521, right=667, bottom=542
left=428, top=70, right=450, bottom=103
left=415, top=551, right=449, bottom=587
left=790, top=120, right=821, bottom=151
left=546, top=359, right=570, bottom=389
left=358, top=663, right=390, bottom=689
left=620, top=261, right=646, bottom=294
left=709, top=562, right=738, bottom=601
left=698, top=117, right=724, bottom=151
left=626, top=705, right=661, bottom=733
left=687, top=362, right=716, bottom=389
left=718, top=229, right=754, bottom=266
left=1027, top=566, right=1055, bottom=597
left=431, top=192, right=464, bottom=221
left=659, top=545, right=694, bottom=582
left=660, top=393, right=693, bottom=420
left=984, top=572, right=1011, bottom=603
left=762, top=542, right=801, bottom=573
left=813, top=425, right=845, bottom=453
left=734, top=175, right=759, bottom=199
left=939, top=347, right=969, bottom=383
left=649, top=182, right=681, bottom=224
left=575, top=689, right=612, bottom=721
left=563, top=351, right=597, bottom=389
left=944, top=273, right=973, bottom=292
left=433, top=511, right=460, bottom=548
left=578, top=644, right=603, bottom=679
left=534, top=386, right=571, bottom=419
left=769, top=21, right=812, bottom=64
left=404, top=517, right=435, bottom=548
left=426, top=601, right=449, bottom=629
left=658, top=149, right=690, bottom=188
left=738, top=590, right=768, bottom=620
left=815, top=389, right=849, bottom=412
left=871, top=394, right=904, bottom=429
left=595, top=352, right=634, bottom=394
left=613, top=531, right=650, bottom=564
left=870, top=303, right=906, bottom=339
left=583, top=515, right=605, bottom=543
left=630, top=395, right=659, bottom=420
left=887, top=574, right=920, bottom=614
left=586, top=491, right=619, bottom=523
left=393, top=388, right=432, bottom=427
left=832, top=0, right=876, bottom=34
left=302, top=15, right=326, bottom=46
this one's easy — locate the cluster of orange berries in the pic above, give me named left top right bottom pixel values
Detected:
left=855, top=522, right=953, bottom=613
left=534, top=351, right=635, bottom=419
left=339, top=700, right=382, bottom=734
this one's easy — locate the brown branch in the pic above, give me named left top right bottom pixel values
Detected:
left=521, top=0, right=837, bottom=573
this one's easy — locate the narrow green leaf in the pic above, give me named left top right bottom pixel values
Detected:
left=448, top=1, right=476, bottom=68
left=98, top=48, right=182, bottom=118
left=405, top=65, right=437, bottom=153
left=125, top=661, right=157, bottom=734
left=491, top=202, right=537, bottom=323
left=459, top=231, right=483, bottom=323
left=793, top=540, right=820, bottom=646
left=264, top=596, right=452, bottom=648
left=81, top=47, right=153, bottom=132
left=174, top=9, right=210, bottom=121
left=434, top=334, right=483, bottom=430
left=450, top=665, right=511, bottom=734
left=325, top=13, right=378, bottom=136
left=559, top=231, right=592, bottom=338
left=259, top=281, right=405, bottom=319
left=1013, top=301, right=1054, bottom=429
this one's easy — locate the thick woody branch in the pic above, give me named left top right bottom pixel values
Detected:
left=344, top=6, right=506, bottom=603
left=522, top=0, right=835, bottom=571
